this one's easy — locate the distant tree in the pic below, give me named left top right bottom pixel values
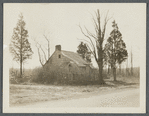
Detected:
left=9, top=13, right=33, bottom=78
left=77, top=42, right=91, bottom=63
left=104, top=20, right=128, bottom=81
left=130, top=47, right=133, bottom=76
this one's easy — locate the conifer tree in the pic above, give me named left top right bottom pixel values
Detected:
left=77, top=42, right=91, bottom=63
left=104, top=20, right=128, bottom=81
left=9, top=13, right=33, bottom=78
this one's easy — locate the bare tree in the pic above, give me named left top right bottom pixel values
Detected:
left=43, top=34, right=50, bottom=59
left=35, top=41, right=46, bottom=67
left=33, top=33, right=50, bottom=67
left=131, top=46, right=133, bottom=76
left=126, top=58, right=129, bottom=76
left=79, top=9, right=111, bottom=84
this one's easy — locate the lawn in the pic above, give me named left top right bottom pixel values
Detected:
left=9, top=76, right=139, bottom=107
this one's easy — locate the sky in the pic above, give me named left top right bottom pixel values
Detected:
left=4, top=3, right=146, bottom=69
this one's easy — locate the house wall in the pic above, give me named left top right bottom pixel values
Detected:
left=44, top=50, right=71, bottom=72
left=44, top=50, right=94, bottom=81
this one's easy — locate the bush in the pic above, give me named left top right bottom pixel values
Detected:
left=43, top=71, right=57, bottom=84
left=31, top=67, right=44, bottom=83
left=30, top=67, right=109, bottom=85
left=31, top=67, right=58, bottom=84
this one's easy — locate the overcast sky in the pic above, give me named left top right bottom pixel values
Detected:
left=4, top=3, right=146, bottom=69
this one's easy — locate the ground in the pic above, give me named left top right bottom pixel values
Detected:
left=14, top=88, right=139, bottom=107
left=10, top=76, right=139, bottom=107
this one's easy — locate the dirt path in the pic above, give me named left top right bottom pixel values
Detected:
left=13, top=88, right=139, bottom=107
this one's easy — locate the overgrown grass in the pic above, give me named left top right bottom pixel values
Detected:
left=9, top=75, right=139, bottom=107
left=9, top=67, right=140, bottom=85
left=9, top=67, right=140, bottom=106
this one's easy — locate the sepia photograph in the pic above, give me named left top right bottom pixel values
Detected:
left=3, top=3, right=146, bottom=113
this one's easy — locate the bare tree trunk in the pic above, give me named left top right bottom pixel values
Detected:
left=48, top=42, right=50, bottom=59
left=43, top=34, right=50, bottom=59
left=126, top=58, right=128, bottom=76
left=108, top=65, right=110, bottom=74
left=119, top=64, right=121, bottom=75
left=113, top=67, right=116, bottom=81
left=37, top=47, right=44, bottom=67
left=98, top=45, right=104, bottom=84
left=98, top=61, right=103, bottom=83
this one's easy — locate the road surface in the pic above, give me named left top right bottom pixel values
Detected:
left=17, top=88, right=140, bottom=107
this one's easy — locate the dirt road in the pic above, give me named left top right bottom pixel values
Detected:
left=17, top=88, right=139, bottom=107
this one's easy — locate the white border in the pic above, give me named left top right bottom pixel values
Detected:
left=3, top=3, right=146, bottom=113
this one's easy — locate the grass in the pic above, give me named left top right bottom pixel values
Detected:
left=9, top=76, right=139, bottom=107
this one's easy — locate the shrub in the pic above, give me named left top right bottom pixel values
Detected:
left=31, top=67, right=58, bottom=84
left=31, top=67, right=45, bottom=83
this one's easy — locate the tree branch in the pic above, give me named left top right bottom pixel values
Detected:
left=79, top=25, right=96, bottom=55
left=43, top=34, right=50, bottom=59
left=37, top=42, right=47, bottom=62
left=32, top=36, right=47, bottom=67
left=36, top=45, right=44, bottom=67
left=102, top=10, right=112, bottom=40
left=84, top=26, right=97, bottom=40
left=86, top=44, right=98, bottom=62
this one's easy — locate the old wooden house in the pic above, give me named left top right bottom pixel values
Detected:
left=44, top=45, right=96, bottom=81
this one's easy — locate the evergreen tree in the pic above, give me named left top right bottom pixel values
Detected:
left=9, top=13, right=33, bottom=78
left=77, top=42, right=91, bottom=63
left=104, top=20, right=128, bottom=81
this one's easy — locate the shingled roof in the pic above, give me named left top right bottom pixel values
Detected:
left=61, top=50, right=90, bottom=67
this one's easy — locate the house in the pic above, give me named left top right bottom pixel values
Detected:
left=44, top=45, right=96, bottom=81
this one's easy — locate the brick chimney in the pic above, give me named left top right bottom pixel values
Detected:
left=55, top=45, right=61, bottom=51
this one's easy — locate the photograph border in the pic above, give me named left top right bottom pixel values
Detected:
left=1, top=0, right=148, bottom=115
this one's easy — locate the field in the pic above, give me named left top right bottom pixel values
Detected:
left=10, top=76, right=139, bottom=107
